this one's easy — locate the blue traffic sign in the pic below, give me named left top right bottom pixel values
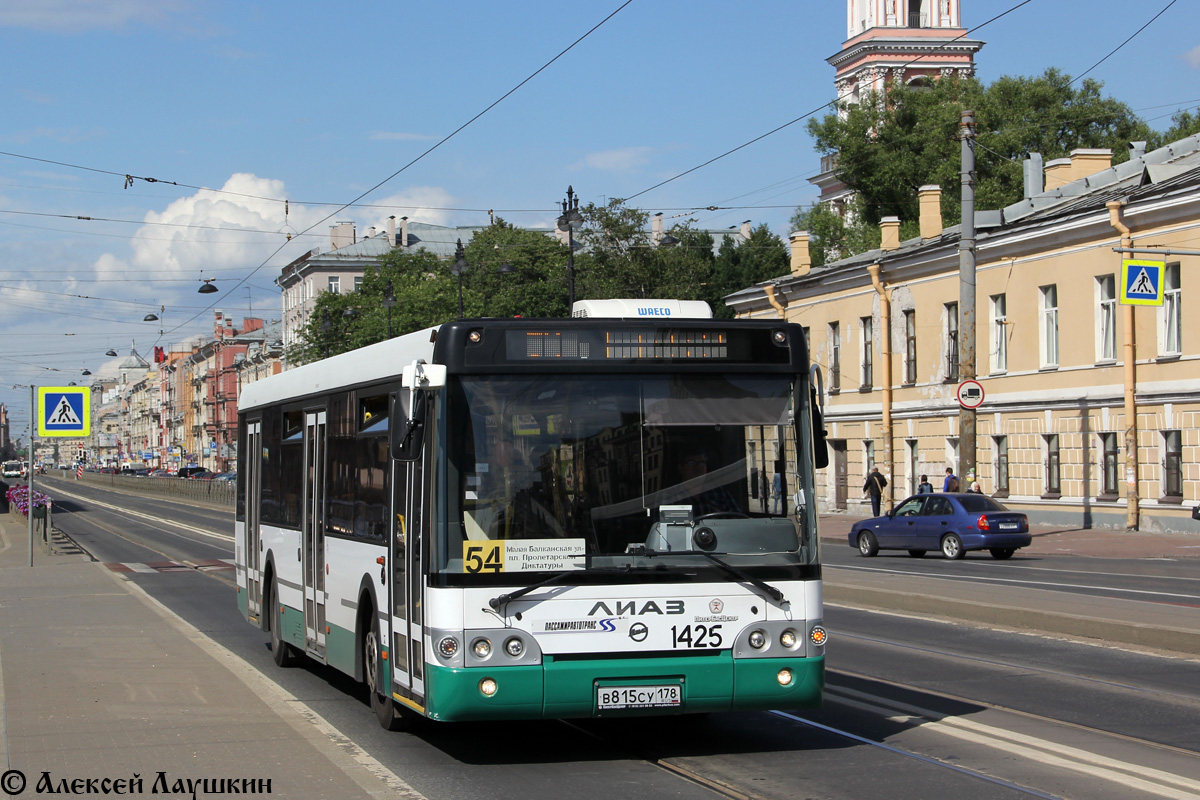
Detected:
left=1121, top=259, right=1164, bottom=306
left=37, top=387, right=91, bottom=437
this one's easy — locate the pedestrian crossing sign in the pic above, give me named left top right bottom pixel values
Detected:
left=1120, top=259, right=1164, bottom=306
left=37, top=386, right=91, bottom=437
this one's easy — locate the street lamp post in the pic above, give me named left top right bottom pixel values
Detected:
left=383, top=279, right=396, bottom=338
left=452, top=239, right=469, bottom=320
left=557, top=186, right=584, bottom=311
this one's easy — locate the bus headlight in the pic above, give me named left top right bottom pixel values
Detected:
left=780, top=629, right=798, bottom=649
left=479, top=678, right=498, bottom=697
left=438, top=636, right=460, bottom=658
left=471, top=638, right=493, bottom=659
left=748, top=630, right=767, bottom=650
left=504, top=636, right=525, bottom=658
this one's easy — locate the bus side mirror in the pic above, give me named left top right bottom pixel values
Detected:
left=807, top=365, right=829, bottom=469
left=391, top=391, right=428, bottom=461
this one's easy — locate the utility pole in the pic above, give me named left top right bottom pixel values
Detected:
left=958, top=110, right=977, bottom=482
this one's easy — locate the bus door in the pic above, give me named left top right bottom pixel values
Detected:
left=303, top=410, right=328, bottom=657
left=389, top=436, right=427, bottom=706
left=245, top=419, right=263, bottom=620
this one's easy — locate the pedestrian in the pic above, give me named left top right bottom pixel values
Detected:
left=917, top=474, right=933, bottom=494
left=772, top=471, right=783, bottom=514
left=863, top=465, right=887, bottom=517
left=943, top=466, right=959, bottom=492
left=966, top=470, right=982, bottom=494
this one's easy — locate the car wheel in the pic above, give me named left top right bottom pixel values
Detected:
left=989, top=548, right=1015, bottom=560
left=364, top=603, right=408, bottom=731
left=941, top=534, right=965, bottom=560
left=907, top=549, right=926, bottom=558
left=857, top=531, right=879, bottom=557
left=270, top=579, right=301, bottom=668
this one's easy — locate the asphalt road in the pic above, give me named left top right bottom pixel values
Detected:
left=37, top=476, right=1200, bottom=800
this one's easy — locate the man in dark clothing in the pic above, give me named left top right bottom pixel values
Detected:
left=943, top=467, right=960, bottom=493
left=863, top=465, right=887, bottom=517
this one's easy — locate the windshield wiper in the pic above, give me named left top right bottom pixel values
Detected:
left=634, top=547, right=785, bottom=604
left=487, top=566, right=636, bottom=612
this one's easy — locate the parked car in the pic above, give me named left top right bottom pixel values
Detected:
left=177, top=466, right=212, bottom=479
left=148, top=469, right=170, bottom=478
left=849, top=492, right=1031, bottom=560
left=210, top=471, right=237, bottom=482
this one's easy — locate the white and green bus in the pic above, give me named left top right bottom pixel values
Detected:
left=235, top=302, right=828, bottom=727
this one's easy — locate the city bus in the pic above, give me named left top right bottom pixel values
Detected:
left=235, top=301, right=828, bottom=728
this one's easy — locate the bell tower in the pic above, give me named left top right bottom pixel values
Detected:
left=810, top=0, right=984, bottom=212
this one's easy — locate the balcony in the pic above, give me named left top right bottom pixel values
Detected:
left=908, top=12, right=928, bottom=28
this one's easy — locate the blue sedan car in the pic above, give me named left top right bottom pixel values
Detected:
left=849, top=493, right=1031, bottom=560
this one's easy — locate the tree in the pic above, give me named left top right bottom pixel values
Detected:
left=798, top=68, right=1157, bottom=257
left=709, top=225, right=790, bottom=316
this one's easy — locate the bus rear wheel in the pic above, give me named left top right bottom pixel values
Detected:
left=364, top=607, right=407, bottom=731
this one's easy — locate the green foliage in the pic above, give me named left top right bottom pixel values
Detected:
left=803, top=68, right=1157, bottom=246
left=289, top=202, right=792, bottom=361
left=1151, top=109, right=1200, bottom=147
left=790, top=198, right=881, bottom=268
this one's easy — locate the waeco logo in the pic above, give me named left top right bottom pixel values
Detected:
left=637, top=307, right=672, bottom=316
left=588, top=600, right=684, bottom=616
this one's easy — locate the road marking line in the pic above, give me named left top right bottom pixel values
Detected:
left=50, top=486, right=232, bottom=543
left=827, top=687, right=1200, bottom=798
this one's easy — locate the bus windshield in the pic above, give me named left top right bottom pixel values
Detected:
left=441, top=373, right=817, bottom=575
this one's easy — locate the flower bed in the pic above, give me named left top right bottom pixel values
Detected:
left=6, top=485, right=50, bottom=518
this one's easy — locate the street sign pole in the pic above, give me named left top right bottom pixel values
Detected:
left=28, top=385, right=35, bottom=567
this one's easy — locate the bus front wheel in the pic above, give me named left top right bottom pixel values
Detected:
left=365, top=606, right=407, bottom=731
left=270, top=578, right=301, bottom=668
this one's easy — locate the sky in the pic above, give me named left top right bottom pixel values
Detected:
left=1, top=0, right=1197, bottom=438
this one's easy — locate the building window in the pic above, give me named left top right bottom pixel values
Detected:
left=1160, top=263, right=1181, bottom=357
left=944, top=302, right=959, bottom=382
left=1096, top=274, right=1116, bottom=362
left=328, top=276, right=341, bottom=295
left=993, top=436, right=1009, bottom=496
left=990, top=293, right=1007, bottom=373
left=903, top=309, right=917, bottom=384
left=1100, top=432, right=1119, bottom=497
left=1040, top=285, right=1059, bottom=368
left=863, top=440, right=875, bottom=478
left=1044, top=434, right=1060, bottom=496
left=1163, top=430, right=1182, bottom=499
left=829, top=322, right=841, bottom=392
left=860, top=316, right=873, bottom=389
left=354, top=275, right=363, bottom=292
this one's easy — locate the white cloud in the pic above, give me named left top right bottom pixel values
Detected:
left=0, top=0, right=191, bottom=32
left=1185, top=45, right=1200, bottom=69
left=577, top=146, right=653, bottom=172
left=96, top=173, right=318, bottom=285
left=357, top=187, right=457, bottom=230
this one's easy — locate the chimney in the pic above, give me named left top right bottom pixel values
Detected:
left=1045, top=148, right=1112, bottom=190
left=789, top=231, right=812, bottom=277
left=330, top=221, right=356, bottom=250
left=740, top=220, right=752, bottom=239
left=386, top=216, right=397, bottom=248
left=880, top=216, right=901, bottom=251
left=652, top=212, right=664, bottom=245
left=918, top=185, right=942, bottom=239
left=1023, top=153, right=1044, bottom=198
left=214, top=310, right=224, bottom=339
left=367, top=226, right=377, bottom=239
left=1129, top=141, right=1148, bottom=160
left=400, top=216, right=409, bottom=248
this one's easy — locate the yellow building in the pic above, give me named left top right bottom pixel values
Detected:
left=730, top=136, right=1200, bottom=533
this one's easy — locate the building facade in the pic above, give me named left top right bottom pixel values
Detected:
left=731, top=136, right=1200, bottom=533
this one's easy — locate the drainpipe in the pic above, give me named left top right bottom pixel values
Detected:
left=1106, top=201, right=1139, bottom=531
left=866, top=263, right=893, bottom=509
left=763, top=284, right=787, bottom=318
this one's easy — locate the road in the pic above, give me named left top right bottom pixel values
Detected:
left=39, top=476, right=1200, bottom=800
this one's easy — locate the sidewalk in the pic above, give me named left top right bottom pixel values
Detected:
left=819, top=513, right=1200, bottom=656
left=0, top=511, right=420, bottom=800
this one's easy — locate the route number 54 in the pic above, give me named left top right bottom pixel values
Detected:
left=464, top=542, right=503, bottom=573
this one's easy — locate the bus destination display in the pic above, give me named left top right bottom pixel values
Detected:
left=509, top=329, right=729, bottom=361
